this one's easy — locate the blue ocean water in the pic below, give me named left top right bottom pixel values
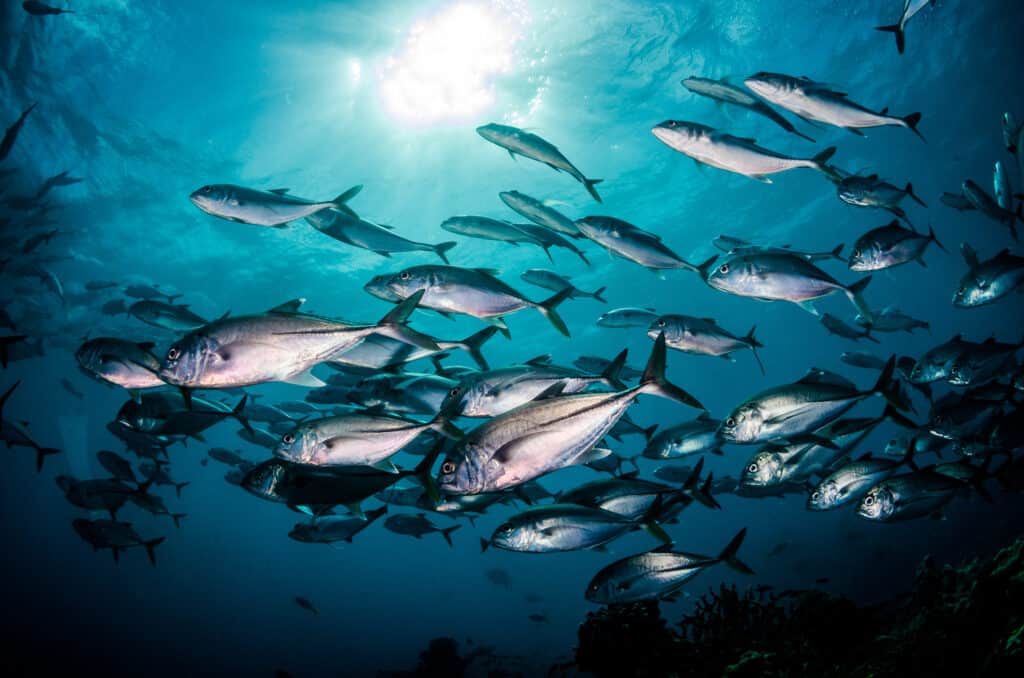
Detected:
left=2, top=0, right=1024, bottom=675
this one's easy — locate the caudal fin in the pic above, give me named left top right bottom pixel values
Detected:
left=871, top=356, right=909, bottom=412
left=903, top=113, right=925, bottom=142
left=717, top=528, right=754, bottom=575
left=742, top=325, right=765, bottom=375
left=232, top=395, right=254, bottom=435
left=174, top=481, right=190, bottom=499
left=574, top=247, right=591, bottom=266
left=583, top=178, right=603, bottom=203
left=433, top=241, right=457, bottom=264
left=35, top=447, right=61, bottom=473
left=144, top=537, right=166, bottom=567
left=600, top=348, right=629, bottom=390
left=0, top=380, right=20, bottom=421
left=639, top=333, right=704, bottom=409
left=330, top=184, right=363, bottom=218
left=590, top=286, right=608, bottom=304
left=171, top=513, right=187, bottom=529
left=535, top=288, right=573, bottom=337
left=875, top=24, right=905, bottom=54
left=427, top=410, right=464, bottom=440
left=927, top=224, right=948, bottom=253
left=695, top=255, right=719, bottom=280
left=377, top=290, right=441, bottom=351
left=458, top=326, right=499, bottom=370
left=830, top=243, right=845, bottom=261
left=440, top=525, right=461, bottom=548
left=811, top=147, right=840, bottom=180
left=906, top=182, right=928, bottom=208
left=844, top=275, right=873, bottom=324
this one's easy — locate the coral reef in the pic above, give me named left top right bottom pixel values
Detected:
left=571, top=536, right=1024, bottom=677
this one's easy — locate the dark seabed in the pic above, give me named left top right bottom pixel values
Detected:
left=2, top=1, right=1024, bottom=676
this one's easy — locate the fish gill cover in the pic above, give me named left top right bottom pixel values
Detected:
left=1, top=0, right=1023, bottom=676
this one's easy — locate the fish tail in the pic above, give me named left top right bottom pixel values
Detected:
left=811, top=146, right=840, bottom=180
left=742, top=325, right=766, bottom=375
left=440, top=525, right=461, bottom=548
left=34, top=447, right=61, bottom=473
left=905, top=182, right=928, bottom=208
left=600, top=348, right=629, bottom=390
left=575, top=248, right=591, bottom=266
left=174, top=481, right=190, bottom=499
left=695, top=254, right=719, bottom=279
left=479, top=537, right=490, bottom=553
left=0, top=379, right=20, bottom=420
left=428, top=409, right=464, bottom=441
left=433, top=241, right=457, bottom=264
left=143, top=537, right=166, bottom=567
left=717, top=528, right=754, bottom=575
left=330, top=184, right=363, bottom=218
left=583, top=178, right=604, bottom=203
left=377, top=290, right=441, bottom=351
left=829, top=243, right=845, bottom=261
left=459, top=326, right=500, bottom=370
left=590, top=286, right=608, bottom=304
left=232, top=395, right=254, bottom=435
left=874, top=24, right=905, bottom=54
left=927, top=224, right=948, bottom=253
left=171, top=513, right=187, bottom=529
left=639, top=333, right=704, bottom=409
left=535, top=288, right=573, bottom=337
left=844, top=275, right=873, bottom=324
left=407, top=438, right=445, bottom=505
left=881, top=402, right=919, bottom=431
left=902, top=112, right=925, bottom=142
left=871, top=356, right=909, bottom=413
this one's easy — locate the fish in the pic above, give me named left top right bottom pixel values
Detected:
left=652, top=120, right=838, bottom=183
left=520, top=269, right=606, bottom=302
left=840, top=351, right=887, bottom=370
left=641, top=412, right=723, bottom=459
left=705, top=250, right=874, bottom=321
left=498, top=191, right=582, bottom=239
left=159, top=294, right=435, bottom=389
left=208, top=447, right=248, bottom=467
left=128, top=490, right=186, bottom=528
left=820, top=313, right=878, bottom=343
left=744, top=73, right=924, bottom=140
left=909, top=334, right=976, bottom=383
left=854, top=306, right=929, bottom=334
left=437, top=334, right=702, bottom=494
left=648, top=314, right=764, bottom=373
left=720, top=360, right=904, bottom=444
left=59, top=475, right=147, bottom=518
left=75, top=338, right=164, bottom=392
left=857, top=469, right=964, bottom=522
left=0, top=103, right=35, bottom=162
left=948, top=337, right=1022, bottom=387
left=329, top=327, right=499, bottom=372
left=928, top=392, right=1003, bottom=443
left=1004, top=112, right=1021, bottom=156
left=832, top=173, right=927, bottom=220
left=89, top=279, right=123, bottom=290
left=584, top=528, right=752, bottom=604
left=994, top=161, right=1013, bottom=212
left=129, top=300, right=209, bottom=332
left=561, top=460, right=716, bottom=519
left=72, top=519, right=164, bottom=566
left=124, top=284, right=182, bottom=303
left=97, top=450, right=138, bottom=484
left=885, top=427, right=949, bottom=458
left=485, top=568, right=512, bottom=588
left=338, top=373, right=455, bottom=415
left=875, top=0, right=934, bottom=53
left=383, top=513, right=460, bottom=546
left=961, top=180, right=1020, bottom=241
left=483, top=503, right=667, bottom=554
left=1, top=382, right=61, bottom=471
left=289, top=505, right=388, bottom=544
left=306, top=209, right=456, bottom=263
left=713, top=235, right=845, bottom=263
left=511, top=222, right=590, bottom=265
left=101, top=299, right=130, bottom=316
left=441, top=216, right=543, bottom=247
left=274, top=410, right=460, bottom=468
left=294, top=596, right=319, bottom=615
left=681, top=76, right=813, bottom=142
left=597, top=307, right=660, bottom=329
left=363, top=265, right=573, bottom=337
left=440, top=354, right=628, bottom=418
left=953, top=244, right=1024, bottom=308
left=808, top=451, right=916, bottom=511
left=60, top=378, right=84, bottom=399
left=477, top=124, right=603, bottom=202
left=189, top=184, right=362, bottom=228
left=115, top=391, right=252, bottom=440
left=575, top=216, right=701, bottom=272
left=236, top=426, right=279, bottom=449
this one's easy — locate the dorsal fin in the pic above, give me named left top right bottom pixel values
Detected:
left=797, top=368, right=855, bottom=389
left=268, top=188, right=290, bottom=195
left=532, top=381, right=567, bottom=401
left=137, top=342, right=155, bottom=351
left=525, top=355, right=552, bottom=367
left=269, top=298, right=306, bottom=313
left=473, top=268, right=501, bottom=277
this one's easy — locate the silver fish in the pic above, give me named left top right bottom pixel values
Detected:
left=744, top=73, right=924, bottom=140
left=648, top=314, right=763, bottom=373
left=477, top=124, right=603, bottom=202
left=437, top=335, right=703, bottom=494
left=840, top=351, right=887, bottom=370
left=652, top=120, right=837, bottom=183
left=510, top=222, right=590, bottom=265
left=642, top=412, right=722, bottom=459
left=190, top=184, right=362, bottom=228
left=994, top=161, right=1013, bottom=212
left=129, top=300, right=208, bottom=332
left=576, top=216, right=701, bottom=272
left=948, top=337, right=1022, bottom=387
left=498, top=191, right=581, bottom=238
left=808, top=451, right=913, bottom=511
left=681, top=76, right=813, bottom=141
left=441, top=216, right=544, bottom=247
left=486, top=503, right=661, bottom=553
left=909, top=334, right=975, bottom=384
left=874, top=0, right=935, bottom=54
left=307, top=209, right=456, bottom=263
left=820, top=313, right=877, bottom=343
left=833, top=173, right=926, bottom=220
left=953, top=244, right=1024, bottom=308
left=713, top=235, right=844, bottom=263
left=854, top=306, right=929, bottom=334
left=597, top=307, right=660, bottom=328
left=520, top=269, right=606, bottom=302
left=75, top=338, right=164, bottom=391
left=848, top=220, right=946, bottom=271
left=857, top=469, right=962, bottom=522
left=962, top=180, right=1020, bottom=241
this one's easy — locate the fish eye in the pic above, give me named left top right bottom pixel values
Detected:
left=864, top=495, right=874, bottom=506
left=201, top=185, right=212, bottom=193
left=657, top=319, right=666, bottom=327
left=957, top=286, right=965, bottom=295
left=725, top=417, right=736, bottom=428
left=399, top=271, right=411, bottom=281
left=166, top=347, right=180, bottom=360
left=449, top=387, right=461, bottom=396
left=748, top=463, right=758, bottom=473
left=282, top=433, right=295, bottom=444
left=719, top=264, right=729, bottom=274
left=853, top=249, right=861, bottom=258
left=811, top=491, right=820, bottom=500
left=441, top=461, right=456, bottom=474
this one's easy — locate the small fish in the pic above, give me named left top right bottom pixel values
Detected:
left=713, top=235, right=844, bottom=263
left=124, top=284, right=182, bottom=304
left=510, top=222, right=590, bottom=265
left=75, top=338, right=163, bottom=392
left=857, top=469, right=963, bottom=522
left=875, top=0, right=935, bottom=54
left=60, top=378, right=84, bottom=399
left=575, top=216, right=701, bottom=272
left=477, top=124, right=603, bottom=202
left=307, top=209, right=456, bottom=263
left=681, top=76, right=813, bottom=142
left=289, top=505, right=388, bottom=544
left=129, top=300, right=208, bottom=332
left=520, top=269, right=606, bottom=302
left=961, top=180, right=1020, bottom=241
left=832, top=174, right=927, bottom=220
left=854, top=306, right=929, bottom=334
left=294, top=596, right=320, bottom=615
left=498, top=191, right=582, bottom=239
left=840, top=351, right=887, bottom=370
left=642, top=412, right=723, bottom=459
left=808, top=451, right=915, bottom=511
left=848, top=220, right=945, bottom=272
left=190, top=184, right=362, bottom=228
left=72, top=519, right=164, bottom=566
left=994, top=161, right=1013, bottom=212
left=820, top=314, right=878, bottom=343
left=0, top=103, right=36, bottom=162
left=953, top=244, right=1024, bottom=308
left=744, top=73, right=924, bottom=141
left=652, top=120, right=837, bottom=183
left=441, top=216, right=543, bottom=247
left=384, top=513, right=460, bottom=546
left=597, top=307, right=659, bottom=329
left=648, top=314, right=763, bottom=373
left=96, top=450, right=137, bottom=484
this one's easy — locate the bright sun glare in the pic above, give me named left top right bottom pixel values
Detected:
left=379, top=3, right=525, bottom=123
